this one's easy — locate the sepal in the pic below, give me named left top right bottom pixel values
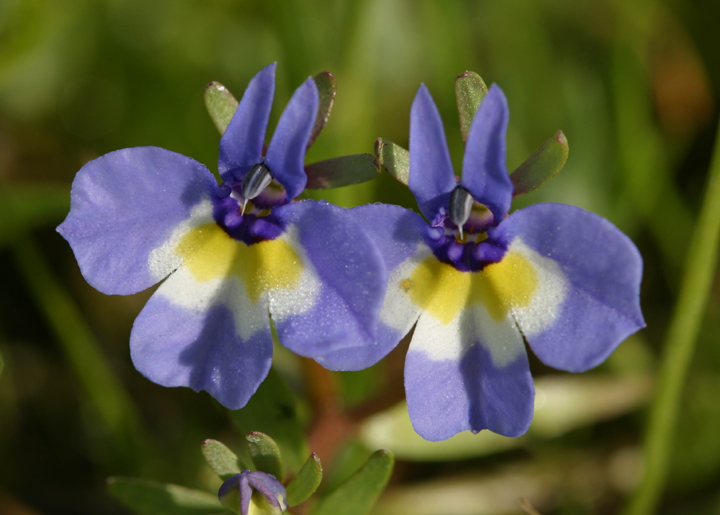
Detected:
left=247, top=431, right=284, bottom=480
left=374, top=137, right=410, bottom=185
left=285, top=452, right=323, bottom=507
left=308, top=72, right=336, bottom=148
left=205, top=81, right=239, bottom=135
left=304, top=154, right=379, bottom=189
left=510, top=131, right=569, bottom=197
left=312, top=450, right=394, bottom=515
left=202, top=439, right=245, bottom=480
left=455, top=71, right=488, bottom=143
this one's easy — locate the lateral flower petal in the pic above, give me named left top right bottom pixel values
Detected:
left=461, top=84, right=513, bottom=221
left=57, top=147, right=217, bottom=295
left=219, top=63, right=276, bottom=176
left=268, top=200, right=387, bottom=363
left=409, top=84, right=457, bottom=220
left=491, top=202, right=645, bottom=372
left=265, top=77, right=319, bottom=200
left=317, top=204, right=429, bottom=370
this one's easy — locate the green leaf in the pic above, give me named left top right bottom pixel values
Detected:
left=455, top=71, right=488, bottom=143
left=304, top=154, right=379, bottom=189
left=286, top=453, right=323, bottom=507
left=228, top=367, right=307, bottom=473
left=312, top=450, right=394, bottom=515
left=308, top=72, right=336, bottom=148
left=0, top=184, right=70, bottom=244
left=205, top=82, right=239, bottom=135
left=201, top=439, right=244, bottom=480
left=510, top=131, right=569, bottom=198
left=246, top=432, right=284, bottom=480
left=107, top=477, right=227, bottom=515
left=374, top=138, right=409, bottom=185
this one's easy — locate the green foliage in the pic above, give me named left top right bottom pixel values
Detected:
left=312, top=450, right=394, bottom=515
left=246, top=431, right=284, bottom=480
left=201, top=439, right=244, bottom=480
left=455, top=71, right=488, bottom=143
left=107, top=477, right=227, bottom=515
left=286, top=452, right=323, bottom=507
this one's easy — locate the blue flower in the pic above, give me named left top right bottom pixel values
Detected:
left=57, top=63, right=387, bottom=409
left=218, top=470, right=287, bottom=515
left=317, top=84, right=645, bottom=441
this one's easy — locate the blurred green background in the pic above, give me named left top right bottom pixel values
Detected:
left=1, top=0, right=719, bottom=513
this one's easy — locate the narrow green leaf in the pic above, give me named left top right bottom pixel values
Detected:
left=510, top=131, right=569, bottom=197
left=205, top=82, right=239, bottom=135
left=286, top=453, right=323, bottom=507
left=201, top=439, right=244, bottom=480
left=374, top=138, right=409, bottom=185
left=246, top=432, right=284, bottom=480
left=228, top=367, right=307, bottom=473
left=455, top=71, right=488, bottom=143
left=107, top=477, right=227, bottom=515
left=308, top=72, right=336, bottom=148
left=312, top=450, right=394, bottom=515
left=304, top=154, right=379, bottom=189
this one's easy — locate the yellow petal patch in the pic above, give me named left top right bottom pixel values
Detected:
left=175, top=223, right=303, bottom=303
left=405, top=252, right=538, bottom=325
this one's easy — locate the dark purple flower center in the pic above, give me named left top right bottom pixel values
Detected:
left=213, top=163, right=289, bottom=245
left=424, top=200, right=508, bottom=273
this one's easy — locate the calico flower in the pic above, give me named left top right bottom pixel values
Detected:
left=218, top=470, right=287, bottom=515
left=318, top=83, right=645, bottom=441
left=57, top=64, right=386, bottom=409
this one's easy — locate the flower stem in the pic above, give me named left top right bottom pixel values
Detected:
left=626, top=118, right=720, bottom=515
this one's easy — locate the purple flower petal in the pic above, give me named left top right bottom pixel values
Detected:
left=405, top=310, right=534, bottom=440
left=265, top=77, right=319, bottom=201
left=57, top=147, right=217, bottom=295
left=491, top=202, right=645, bottom=372
left=246, top=471, right=287, bottom=511
left=268, top=200, right=387, bottom=363
left=409, top=85, right=457, bottom=221
left=219, top=63, right=276, bottom=176
left=130, top=266, right=273, bottom=409
left=316, top=204, right=429, bottom=370
left=460, top=84, right=513, bottom=222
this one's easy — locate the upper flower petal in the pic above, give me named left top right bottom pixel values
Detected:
left=490, top=202, right=645, bottom=372
left=316, top=203, right=429, bottom=370
left=460, top=84, right=513, bottom=222
left=406, top=302, right=534, bottom=440
left=218, top=63, right=276, bottom=176
left=129, top=223, right=274, bottom=410
left=268, top=200, right=387, bottom=363
left=265, top=77, right=319, bottom=201
left=57, top=147, right=217, bottom=295
left=409, top=84, right=457, bottom=221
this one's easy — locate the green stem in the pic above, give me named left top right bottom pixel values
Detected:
left=626, top=118, right=720, bottom=514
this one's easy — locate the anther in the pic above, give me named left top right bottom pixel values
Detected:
left=240, top=163, right=274, bottom=214
left=449, top=186, right=474, bottom=239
